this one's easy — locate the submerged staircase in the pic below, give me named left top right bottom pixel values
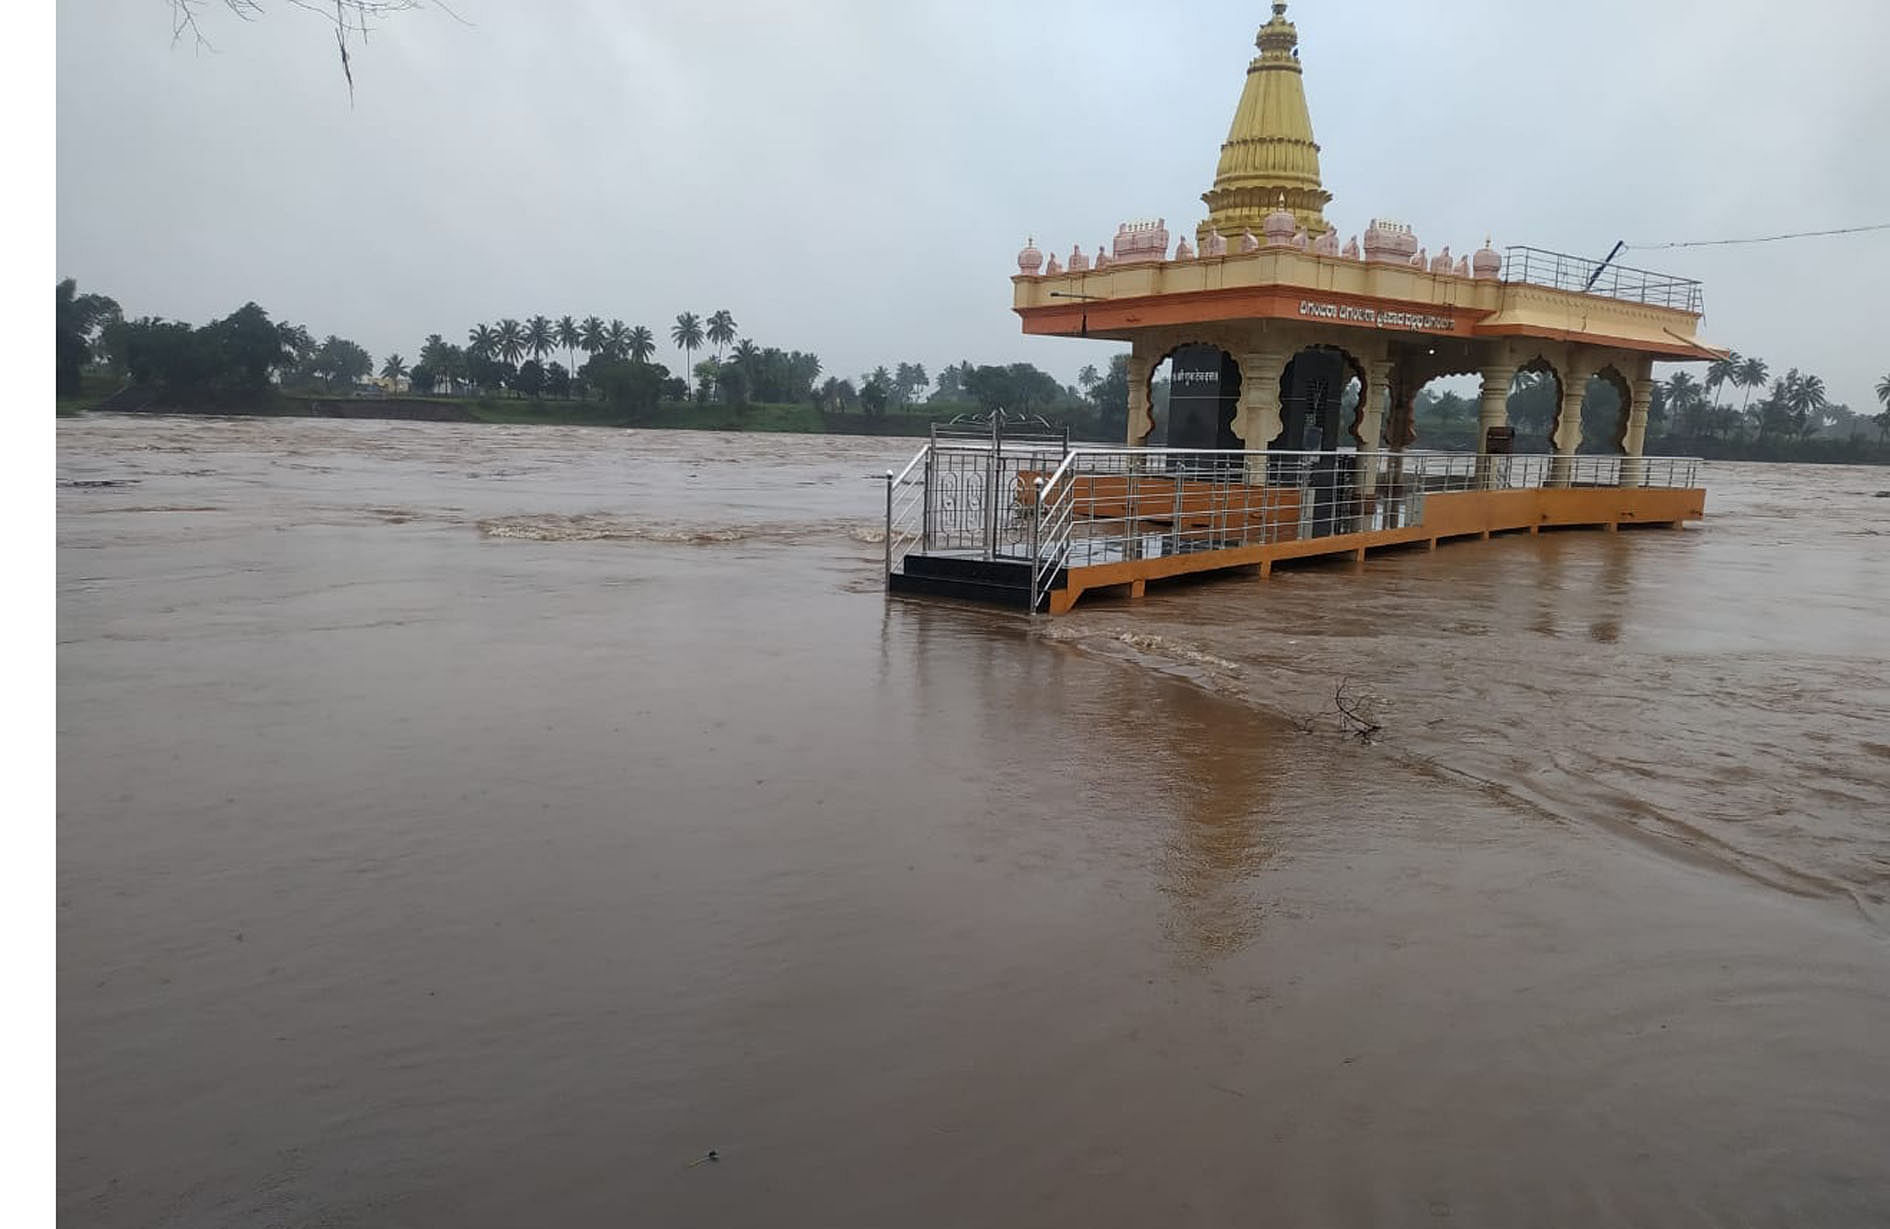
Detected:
left=886, top=554, right=1065, bottom=612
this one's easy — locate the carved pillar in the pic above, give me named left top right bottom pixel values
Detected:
left=1360, top=358, right=1393, bottom=497
left=1376, top=364, right=1419, bottom=521
left=1125, top=347, right=1154, bottom=445
left=1234, top=348, right=1288, bottom=483
left=1476, top=358, right=1517, bottom=489
left=1549, top=366, right=1589, bottom=488
left=1622, top=375, right=1655, bottom=487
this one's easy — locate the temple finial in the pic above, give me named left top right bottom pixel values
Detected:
left=1208, top=0, right=1330, bottom=249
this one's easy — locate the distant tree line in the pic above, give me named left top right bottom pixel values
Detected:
left=58, top=279, right=1888, bottom=457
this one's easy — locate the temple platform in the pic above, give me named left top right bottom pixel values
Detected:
left=1036, top=483, right=1701, bottom=613
left=882, top=433, right=1703, bottom=615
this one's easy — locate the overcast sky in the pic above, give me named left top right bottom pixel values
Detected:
left=57, top=0, right=1890, bottom=409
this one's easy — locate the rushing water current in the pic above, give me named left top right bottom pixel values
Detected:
left=58, top=415, right=1890, bottom=1227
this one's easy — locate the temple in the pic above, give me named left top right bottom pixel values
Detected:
left=882, top=3, right=1717, bottom=614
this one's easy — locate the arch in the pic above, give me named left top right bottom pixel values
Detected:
left=1147, top=341, right=1243, bottom=450
left=1584, top=364, right=1633, bottom=455
left=1404, top=371, right=1481, bottom=450
left=1273, top=343, right=1365, bottom=451
left=1507, top=355, right=1564, bottom=453
left=1382, top=344, right=1481, bottom=451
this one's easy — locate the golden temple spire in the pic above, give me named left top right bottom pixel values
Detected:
left=1198, top=2, right=1334, bottom=246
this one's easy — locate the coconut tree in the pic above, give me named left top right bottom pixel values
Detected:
left=1783, top=369, right=1827, bottom=440
left=526, top=315, right=555, bottom=366
left=1735, top=355, right=1769, bottom=413
left=1664, top=370, right=1703, bottom=437
left=1704, top=351, right=1740, bottom=408
left=380, top=353, right=408, bottom=386
left=627, top=325, right=656, bottom=364
left=731, top=338, right=760, bottom=374
left=1751, top=378, right=1795, bottom=442
left=706, top=309, right=738, bottom=360
left=1874, top=373, right=1890, bottom=442
left=579, top=316, right=606, bottom=361
left=671, top=312, right=704, bottom=394
left=496, top=318, right=526, bottom=366
left=556, top=316, right=581, bottom=373
left=465, top=324, right=500, bottom=394
left=604, top=319, right=631, bottom=361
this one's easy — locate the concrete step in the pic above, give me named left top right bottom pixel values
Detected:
left=888, top=570, right=1039, bottom=611
left=899, top=554, right=1036, bottom=587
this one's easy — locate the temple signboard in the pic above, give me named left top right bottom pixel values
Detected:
left=1297, top=299, right=1457, bottom=334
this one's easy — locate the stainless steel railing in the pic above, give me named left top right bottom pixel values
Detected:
left=1026, top=449, right=1700, bottom=607
left=883, top=437, right=1073, bottom=586
left=1502, top=245, right=1704, bottom=314
left=887, top=444, right=1702, bottom=607
left=883, top=445, right=930, bottom=587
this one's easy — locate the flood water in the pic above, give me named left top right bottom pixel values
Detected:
left=58, top=415, right=1890, bottom=1227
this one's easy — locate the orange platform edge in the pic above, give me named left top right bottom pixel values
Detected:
left=1047, top=486, right=1706, bottom=614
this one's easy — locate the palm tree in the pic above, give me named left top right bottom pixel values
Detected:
left=731, top=338, right=760, bottom=373
left=706, top=309, right=738, bottom=360
left=671, top=312, right=704, bottom=394
left=1874, top=373, right=1890, bottom=442
left=526, top=315, right=555, bottom=366
left=796, top=352, right=822, bottom=397
left=1736, top=356, right=1769, bottom=413
left=578, top=316, right=606, bottom=361
left=627, top=325, right=655, bottom=364
left=496, top=318, right=526, bottom=366
left=1753, top=379, right=1792, bottom=442
left=604, top=319, right=631, bottom=361
left=1705, top=351, right=1740, bottom=407
left=556, top=316, right=581, bottom=373
left=467, top=323, right=498, bottom=361
left=380, top=353, right=408, bottom=387
left=1665, top=370, right=1703, bottom=437
left=1078, top=363, right=1101, bottom=403
left=1783, top=369, right=1827, bottom=440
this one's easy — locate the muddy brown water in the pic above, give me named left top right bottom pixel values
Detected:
left=58, top=415, right=1890, bottom=1227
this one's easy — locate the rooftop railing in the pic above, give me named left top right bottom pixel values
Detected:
left=1502, top=246, right=1704, bottom=314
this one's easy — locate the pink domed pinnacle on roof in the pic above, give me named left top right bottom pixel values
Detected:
left=1095, top=244, right=1112, bottom=269
left=1068, top=245, right=1090, bottom=272
left=1362, top=218, right=1417, bottom=263
left=1112, top=218, right=1170, bottom=263
left=1472, top=236, right=1502, bottom=278
left=1017, top=237, right=1044, bottom=275
left=1263, top=196, right=1298, bottom=247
